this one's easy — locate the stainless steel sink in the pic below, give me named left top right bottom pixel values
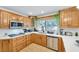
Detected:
left=8, top=33, right=25, bottom=37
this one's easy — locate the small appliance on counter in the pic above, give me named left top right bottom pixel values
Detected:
left=64, top=32, right=73, bottom=36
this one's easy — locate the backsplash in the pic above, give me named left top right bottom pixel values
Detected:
left=0, top=29, right=24, bottom=36
left=60, top=28, right=79, bottom=36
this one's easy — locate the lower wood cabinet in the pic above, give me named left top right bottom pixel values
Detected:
left=31, top=34, right=47, bottom=47
left=58, top=37, right=65, bottom=52
left=0, top=34, right=65, bottom=52
left=0, top=39, right=12, bottom=52
left=0, top=40, right=2, bottom=51
left=11, top=36, right=28, bottom=52
left=40, top=34, right=47, bottom=47
left=26, top=34, right=32, bottom=45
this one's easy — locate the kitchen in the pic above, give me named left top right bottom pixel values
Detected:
left=0, top=6, right=79, bottom=52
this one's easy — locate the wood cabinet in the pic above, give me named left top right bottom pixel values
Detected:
left=0, top=33, right=65, bottom=52
left=58, top=37, right=65, bottom=52
left=0, top=9, right=32, bottom=28
left=0, top=10, right=11, bottom=28
left=26, top=34, right=32, bottom=45
left=40, top=34, right=47, bottom=47
left=60, top=7, right=79, bottom=28
left=31, top=34, right=47, bottom=47
left=0, top=40, right=2, bottom=51
left=2, top=40, right=10, bottom=52
left=0, top=39, right=12, bottom=52
left=0, top=10, right=19, bottom=28
left=11, top=35, right=32, bottom=52
left=12, top=36, right=27, bottom=52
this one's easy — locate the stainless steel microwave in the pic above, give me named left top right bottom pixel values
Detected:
left=10, top=21, right=24, bottom=29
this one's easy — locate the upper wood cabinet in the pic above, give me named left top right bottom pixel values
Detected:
left=60, top=7, right=79, bottom=28
left=0, top=10, right=11, bottom=28
left=0, top=10, right=19, bottom=28
left=0, top=9, right=32, bottom=28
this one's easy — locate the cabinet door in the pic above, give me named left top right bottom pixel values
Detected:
left=40, top=35, right=47, bottom=47
left=18, top=16, right=24, bottom=22
left=58, top=37, right=65, bottom=52
left=32, top=34, right=41, bottom=45
left=2, top=40, right=10, bottom=52
left=0, top=11, right=9, bottom=28
left=60, top=7, right=79, bottom=28
left=0, top=40, right=2, bottom=52
left=11, top=14, right=18, bottom=20
left=27, top=35, right=32, bottom=45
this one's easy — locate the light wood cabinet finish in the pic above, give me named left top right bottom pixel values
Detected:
left=60, top=7, right=79, bottom=28
left=12, top=36, right=27, bottom=52
left=26, top=35, right=32, bottom=45
left=0, top=40, right=2, bottom=51
left=31, top=34, right=47, bottom=47
left=0, top=9, right=32, bottom=28
left=0, top=34, right=64, bottom=52
left=58, top=37, right=65, bottom=52
left=0, top=39, right=12, bottom=52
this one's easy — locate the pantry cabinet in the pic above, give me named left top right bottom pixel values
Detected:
left=60, top=7, right=79, bottom=28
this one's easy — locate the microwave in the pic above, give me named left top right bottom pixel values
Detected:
left=10, top=21, right=24, bottom=29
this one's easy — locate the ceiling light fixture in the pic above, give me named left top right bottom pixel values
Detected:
left=28, top=12, right=32, bottom=15
left=41, top=11, right=44, bottom=14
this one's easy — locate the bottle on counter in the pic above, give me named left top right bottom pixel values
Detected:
left=75, top=32, right=78, bottom=36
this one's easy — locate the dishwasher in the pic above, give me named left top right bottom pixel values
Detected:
left=47, top=36, right=58, bottom=50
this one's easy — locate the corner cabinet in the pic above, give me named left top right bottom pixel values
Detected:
left=31, top=33, right=47, bottom=47
left=60, top=7, right=79, bottom=28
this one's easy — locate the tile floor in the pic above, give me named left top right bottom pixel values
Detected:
left=20, top=43, right=55, bottom=52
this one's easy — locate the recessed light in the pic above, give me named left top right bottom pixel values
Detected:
left=28, top=12, right=32, bottom=15
left=41, top=11, right=44, bottom=14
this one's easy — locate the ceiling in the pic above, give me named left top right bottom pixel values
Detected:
left=0, top=6, right=72, bottom=16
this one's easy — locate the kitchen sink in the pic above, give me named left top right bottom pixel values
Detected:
left=8, top=33, right=25, bottom=37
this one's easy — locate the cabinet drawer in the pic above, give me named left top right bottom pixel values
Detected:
left=16, top=44, right=25, bottom=51
left=41, top=42, right=47, bottom=47
left=16, top=40, right=26, bottom=46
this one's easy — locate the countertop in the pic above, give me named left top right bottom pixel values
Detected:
left=62, top=36, right=79, bottom=52
left=0, top=32, right=79, bottom=52
left=0, top=32, right=61, bottom=40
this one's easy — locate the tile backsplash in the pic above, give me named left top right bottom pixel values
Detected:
left=0, top=29, right=24, bottom=36
left=60, top=28, right=79, bottom=36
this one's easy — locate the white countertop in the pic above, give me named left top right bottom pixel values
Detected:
left=0, top=32, right=61, bottom=40
left=62, top=36, right=79, bottom=52
left=0, top=32, right=79, bottom=52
